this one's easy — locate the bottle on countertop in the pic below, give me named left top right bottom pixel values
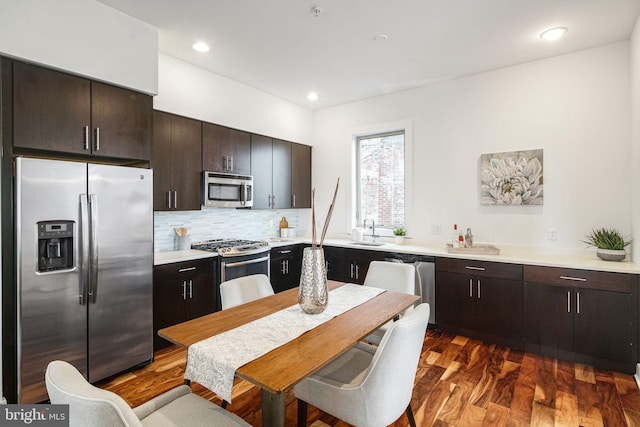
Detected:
left=465, top=228, right=473, bottom=248
left=451, top=224, right=458, bottom=246
left=458, top=231, right=465, bottom=248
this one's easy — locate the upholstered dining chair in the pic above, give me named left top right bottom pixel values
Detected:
left=362, top=260, right=416, bottom=344
left=45, top=360, right=251, bottom=427
left=294, top=303, right=429, bottom=427
left=219, top=273, right=275, bottom=309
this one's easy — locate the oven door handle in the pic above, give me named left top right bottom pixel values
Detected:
left=224, top=255, right=270, bottom=268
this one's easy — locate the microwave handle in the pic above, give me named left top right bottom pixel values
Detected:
left=240, top=182, right=247, bottom=205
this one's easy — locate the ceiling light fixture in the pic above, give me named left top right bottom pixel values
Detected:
left=307, top=92, right=320, bottom=101
left=373, top=33, right=389, bottom=42
left=540, top=27, right=567, bottom=41
left=192, top=41, right=210, bottom=52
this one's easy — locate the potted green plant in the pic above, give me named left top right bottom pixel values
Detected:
left=583, top=228, right=631, bottom=261
left=393, top=227, right=406, bottom=245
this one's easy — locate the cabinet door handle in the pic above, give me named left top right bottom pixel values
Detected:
left=222, top=156, right=227, bottom=171
left=94, top=127, right=100, bottom=151
left=292, top=194, right=296, bottom=207
left=272, top=194, right=276, bottom=208
left=465, top=266, right=485, bottom=271
left=188, top=280, right=193, bottom=299
left=576, top=291, right=580, bottom=314
left=229, top=156, right=233, bottom=171
left=281, top=260, right=286, bottom=274
left=182, top=281, right=187, bottom=300
left=167, top=191, right=172, bottom=209
left=567, top=291, right=571, bottom=313
left=84, top=126, right=90, bottom=150
left=350, top=263, right=354, bottom=279
left=279, top=250, right=292, bottom=254
left=286, top=260, right=289, bottom=274
left=477, top=279, right=481, bottom=299
left=355, top=265, right=360, bottom=280
left=178, top=267, right=196, bottom=272
left=469, top=278, right=473, bottom=297
left=174, top=191, right=178, bottom=209
left=560, top=276, right=587, bottom=282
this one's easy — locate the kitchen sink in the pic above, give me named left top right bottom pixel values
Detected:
left=351, top=241, right=386, bottom=247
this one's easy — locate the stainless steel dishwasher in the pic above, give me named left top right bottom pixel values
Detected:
left=383, top=252, right=436, bottom=324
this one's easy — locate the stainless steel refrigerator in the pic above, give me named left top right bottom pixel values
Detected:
left=15, top=157, right=153, bottom=403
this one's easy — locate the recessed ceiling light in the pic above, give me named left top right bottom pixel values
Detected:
left=540, top=27, right=567, bottom=41
left=307, top=92, right=320, bottom=101
left=193, top=42, right=210, bottom=52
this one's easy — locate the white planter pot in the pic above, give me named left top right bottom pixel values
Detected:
left=596, top=248, right=626, bottom=262
left=394, top=236, right=405, bottom=245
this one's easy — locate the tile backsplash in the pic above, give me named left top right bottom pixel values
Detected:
left=154, top=208, right=304, bottom=252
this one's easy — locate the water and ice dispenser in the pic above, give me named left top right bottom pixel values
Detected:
left=37, top=221, right=74, bottom=272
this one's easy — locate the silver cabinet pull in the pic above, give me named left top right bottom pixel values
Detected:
left=350, top=263, right=354, bottom=279
left=469, top=278, right=473, bottom=297
left=567, top=291, right=571, bottom=313
left=182, top=281, right=187, bottom=300
left=174, top=191, right=177, bottom=209
left=229, top=156, right=233, bottom=171
left=167, top=191, right=172, bottom=209
left=83, top=126, right=90, bottom=150
left=281, top=260, right=286, bottom=274
left=577, top=292, right=580, bottom=314
left=477, top=279, right=481, bottom=299
left=465, top=266, right=486, bottom=271
left=223, top=156, right=228, bottom=171
left=292, top=194, right=296, bottom=207
left=279, top=250, right=292, bottom=254
left=178, top=266, right=196, bottom=273
left=94, top=127, right=100, bottom=151
left=188, top=280, right=193, bottom=299
left=560, top=276, right=587, bottom=282
left=355, top=264, right=360, bottom=280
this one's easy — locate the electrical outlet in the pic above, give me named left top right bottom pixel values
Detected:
left=269, top=220, right=274, bottom=227
left=547, top=228, right=557, bottom=241
left=431, top=225, right=442, bottom=235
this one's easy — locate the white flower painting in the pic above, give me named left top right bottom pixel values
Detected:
left=480, top=149, right=543, bottom=205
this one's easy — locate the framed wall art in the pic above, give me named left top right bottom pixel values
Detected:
left=480, top=149, right=543, bottom=205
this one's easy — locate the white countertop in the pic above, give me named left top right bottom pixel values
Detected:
left=154, top=249, right=217, bottom=266
left=154, top=237, right=640, bottom=274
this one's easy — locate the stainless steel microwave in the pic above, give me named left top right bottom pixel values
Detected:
left=202, top=171, right=253, bottom=208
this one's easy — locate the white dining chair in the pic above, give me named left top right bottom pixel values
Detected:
left=362, top=260, right=416, bottom=344
left=45, top=360, right=251, bottom=427
left=294, top=303, right=430, bottom=427
left=219, top=273, right=274, bottom=309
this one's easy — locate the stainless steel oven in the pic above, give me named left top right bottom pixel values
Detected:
left=191, top=239, right=270, bottom=310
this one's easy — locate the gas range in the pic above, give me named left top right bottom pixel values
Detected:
left=191, top=238, right=270, bottom=257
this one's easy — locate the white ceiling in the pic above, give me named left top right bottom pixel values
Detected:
left=97, top=0, right=640, bottom=110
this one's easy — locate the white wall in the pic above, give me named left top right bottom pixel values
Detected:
left=0, top=0, right=158, bottom=94
left=632, top=16, right=640, bottom=264
left=154, top=54, right=313, bottom=144
left=313, top=42, right=632, bottom=251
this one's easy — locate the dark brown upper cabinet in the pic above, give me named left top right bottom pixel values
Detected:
left=152, top=111, right=202, bottom=211
left=12, top=61, right=151, bottom=161
left=291, top=142, right=312, bottom=208
left=202, top=122, right=251, bottom=175
left=251, top=135, right=292, bottom=209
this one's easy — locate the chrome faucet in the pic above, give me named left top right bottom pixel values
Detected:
left=363, top=218, right=379, bottom=242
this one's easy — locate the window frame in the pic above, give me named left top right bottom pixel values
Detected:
left=349, top=120, right=413, bottom=237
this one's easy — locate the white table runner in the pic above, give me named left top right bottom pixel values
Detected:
left=184, top=283, right=384, bottom=402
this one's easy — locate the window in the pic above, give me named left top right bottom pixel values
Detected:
left=355, top=130, right=405, bottom=230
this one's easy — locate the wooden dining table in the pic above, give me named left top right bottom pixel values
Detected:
left=158, top=280, right=420, bottom=427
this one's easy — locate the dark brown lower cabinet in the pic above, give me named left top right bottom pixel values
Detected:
left=523, top=265, right=638, bottom=373
left=435, top=258, right=523, bottom=349
left=270, top=245, right=302, bottom=293
left=153, top=258, right=217, bottom=351
left=323, top=246, right=384, bottom=285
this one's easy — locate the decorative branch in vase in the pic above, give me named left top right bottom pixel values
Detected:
left=300, top=178, right=340, bottom=314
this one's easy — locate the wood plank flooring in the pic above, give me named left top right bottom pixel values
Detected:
left=97, top=328, right=640, bottom=426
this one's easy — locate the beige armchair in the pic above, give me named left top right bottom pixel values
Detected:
left=219, top=273, right=274, bottom=309
left=45, top=360, right=251, bottom=427
left=294, top=303, right=429, bottom=427
left=362, top=260, right=416, bottom=344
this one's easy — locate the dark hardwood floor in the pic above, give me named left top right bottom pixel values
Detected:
left=98, top=329, right=640, bottom=426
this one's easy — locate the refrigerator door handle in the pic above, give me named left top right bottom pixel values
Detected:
left=88, top=194, right=99, bottom=303
left=79, top=194, right=90, bottom=305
